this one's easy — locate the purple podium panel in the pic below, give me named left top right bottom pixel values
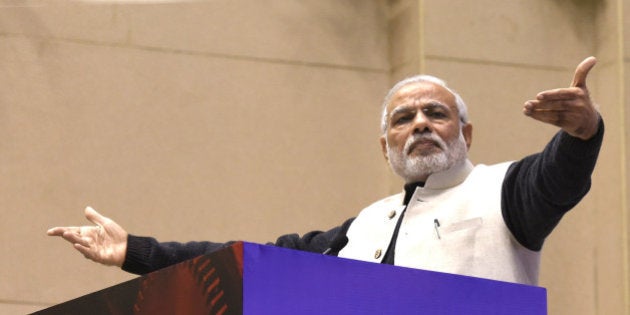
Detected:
left=242, top=242, right=546, bottom=315
left=38, top=242, right=546, bottom=315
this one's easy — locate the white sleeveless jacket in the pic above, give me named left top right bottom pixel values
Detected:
left=338, top=159, right=541, bottom=285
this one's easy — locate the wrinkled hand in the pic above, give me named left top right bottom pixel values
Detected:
left=523, top=56, right=599, bottom=140
left=47, top=207, right=128, bottom=267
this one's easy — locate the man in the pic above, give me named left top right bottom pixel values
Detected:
left=48, top=57, right=603, bottom=286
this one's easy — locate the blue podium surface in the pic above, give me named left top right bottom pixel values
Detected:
left=243, top=242, right=546, bottom=315
left=37, top=242, right=546, bottom=315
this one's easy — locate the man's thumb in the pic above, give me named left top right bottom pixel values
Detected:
left=571, top=56, right=597, bottom=88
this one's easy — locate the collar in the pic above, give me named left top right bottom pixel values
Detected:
left=420, top=159, right=474, bottom=190
left=398, top=159, right=475, bottom=206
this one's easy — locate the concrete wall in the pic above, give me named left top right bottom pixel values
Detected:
left=1, top=1, right=627, bottom=314
left=0, top=1, right=390, bottom=312
left=387, top=0, right=628, bottom=314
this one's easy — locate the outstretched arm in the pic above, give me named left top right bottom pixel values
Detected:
left=47, top=207, right=128, bottom=267
left=503, top=56, right=604, bottom=251
left=47, top=206, right=350, bottom=275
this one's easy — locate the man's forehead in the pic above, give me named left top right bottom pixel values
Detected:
left=387, top=81, right=456, bottom=111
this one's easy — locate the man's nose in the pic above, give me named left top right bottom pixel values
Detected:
left=412, top=112, right=431, bottom=134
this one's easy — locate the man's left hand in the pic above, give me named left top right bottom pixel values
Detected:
left=523, top=56, right=599, bottom=140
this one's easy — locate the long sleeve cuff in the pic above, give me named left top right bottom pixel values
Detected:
left=121, top=234, right=156, bottom=275
left=555, top=115, right=604, bottom=158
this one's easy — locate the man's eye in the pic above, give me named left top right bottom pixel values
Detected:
left=424, top=109, right=447, bottom=119
left=393, top=115, right=413, bottom=125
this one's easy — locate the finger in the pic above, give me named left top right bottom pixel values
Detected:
left=74, top=243, right=96, bottom=261
left=47, top=226, right=81, bottom=236
left=523, top=109, right=569, bottom=127
left=571, top=56, right=597, bottom=88
left=524, top=108, right=566, bottom=120
left=537, top=87, right=585, bottom=101
left=523, top=100, right=536, bottom=116
left=529, top=99, right=584, bottom=113
left=47, top=227, right=69, bottom=236
left=62, top=231, right=92, bottom=247
left=524, top=100, right=555, bottom=113
left=84, top=206, right=109, bottom=226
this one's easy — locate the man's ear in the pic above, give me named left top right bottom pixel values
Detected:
left=379, top=135, right=389, bottom=162
left=462, top=123, right=473, bottom=150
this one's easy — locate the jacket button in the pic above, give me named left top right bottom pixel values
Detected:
left=374, top=249, right=382, bottom=259
left=387, top=210, right=396, bottom=219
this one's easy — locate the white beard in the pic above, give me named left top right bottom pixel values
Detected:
left=386, top=131, right=468, bottom=183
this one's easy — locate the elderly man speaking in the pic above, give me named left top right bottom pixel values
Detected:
left=48, top=57, right=603, bottom=286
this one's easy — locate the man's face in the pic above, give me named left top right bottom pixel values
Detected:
left=380, top=81, right=472, bottom=183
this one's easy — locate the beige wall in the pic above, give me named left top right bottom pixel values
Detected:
left=0, top=1, right=390, bottom=312
left=407, top=0, right=628, bottom=314
left=1, top=1, right=627, bottom=314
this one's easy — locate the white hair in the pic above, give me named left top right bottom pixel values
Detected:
left=380, top=75, right=469, bottom=134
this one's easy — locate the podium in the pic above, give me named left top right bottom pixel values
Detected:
left=36, top=242, right=547, bottom=314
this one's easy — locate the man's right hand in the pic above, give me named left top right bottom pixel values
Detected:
left=523, top=56, right=599, bottom=140
left=47, top=207, right=128, bottom=267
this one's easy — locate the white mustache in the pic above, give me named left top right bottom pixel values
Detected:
left=404, top=133, right=446, bottom=155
